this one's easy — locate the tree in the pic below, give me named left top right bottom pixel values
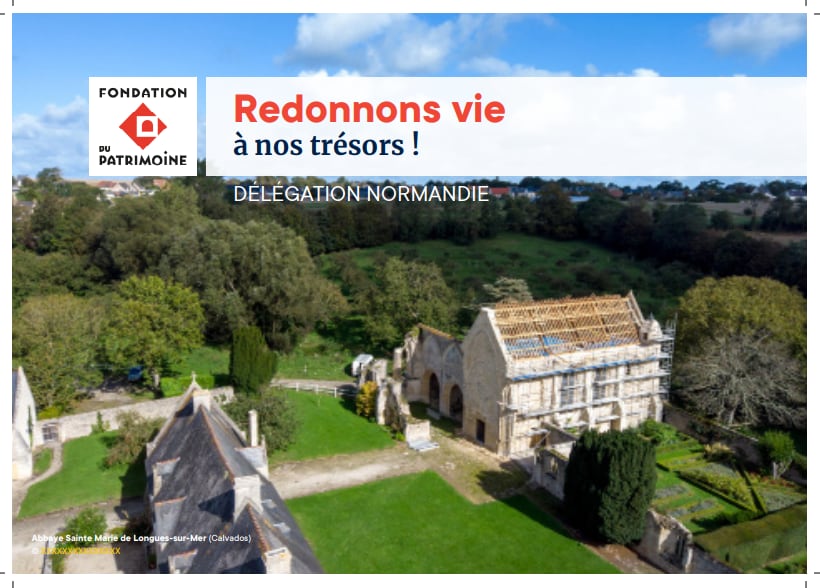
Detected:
left=608, top=204, right=653, bottom=257
left=13, top=294, right=105, bottom=412
left=103, top=275, right=204, bottom=388
left=564, top=429, right=656, bottom=544
left=534, top=183, right=578, bottom=239
left=105, top=411, right=164, bottom=467
left=481, top=277, right=533, bottom=304
left=709, top=210, right=733, bottom=230
left=158, top=219, right=346, bottom=349
left=774, top=240, right=807, bottom=294
left=93, top=184, right=201, bottom=279
left=360, top=257, right=457, bottom=350
left=713, top=230, right=781, bottom=278
left=675, top=331, right=806, bottom=429
left=676, top=276, right=806, bottom=362
left=577, top=195, right=623, bottom=241
left=230, top=326, right=277, bottom=395
left=759, top=431, right=796, bottom=480
left=652, top=203, right=708, bottom=264
left=223, top=389, right=299, bottom=453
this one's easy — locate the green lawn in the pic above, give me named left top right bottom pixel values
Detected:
left=161, top=345, right=231, bottom=396
left=271, top=389, right=394, bottom=463
left=287, top=471, right=618, bottom=573
left=276, top=332, right=355, bottom=380
left=32, top=447, right=53, bottom=476
left=18, top=433, right=145, bottom=518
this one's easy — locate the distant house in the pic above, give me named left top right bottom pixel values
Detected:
left=510, top=187, right=538, bottom=199
left=12, top=367, right=42, bottom=479
left=89, top=179, right=146, bottom=200
left=145, top=381, right=323, bottom=574
left=489, top=187, right=511, bottom=198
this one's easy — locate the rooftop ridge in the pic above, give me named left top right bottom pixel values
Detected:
left=198, top=406, right=236, bottom=483
left=418, top=323, right=457, bottom=340
left=245, top=503, right=271, bottom=553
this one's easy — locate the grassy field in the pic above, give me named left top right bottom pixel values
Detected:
left=287, top=471, right=618, bottom=573
left=321, top=232, right=687, bottom=321
left=276, top=331, right=355, bottom=380
left=161, top=345, right=231, bottom=396
left=18, top=433, right=145, bottom=518
left=271, top=389, right=394, bottom=464
left=164, top=331, right=355, bottom=395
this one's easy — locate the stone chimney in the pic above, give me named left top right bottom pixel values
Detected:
left=265, top=547, right=293, bottom=574
left=233, top=474, right=262, bottom=520
left=248, top=410, right=259, bottom=447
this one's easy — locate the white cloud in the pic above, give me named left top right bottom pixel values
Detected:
left=297, top=68, right=361, bottom=78
left=13, top=97, right=88, bottom=178
left=286, top=13, right=454, bottom=74
left=461, top=56, right=571, bottom=77
left=707, top=14, right=806, bottom=60
left=293, top=14, right=407, bottom=57
left=631, top=68, right=660, bottom=77
left=283, top=14, right=558, bottom=77
left=585, top=63, right=599, bottom=76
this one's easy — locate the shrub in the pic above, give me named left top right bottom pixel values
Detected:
left=356, top=381, right=378, bottom=420
left=62, top=507, right=106, bottom=547
left=759, top=431, right=795, bottom=479
left=51, top=551, right=66, bottom=573
left=792, top=454, right=807, bottom=476
left=91, top=411, right=108, bottom=434
left=105, top=411, right=164, bottom=467
left=679, top=468, right=755, bottom=510
left=704, top=442, right=734, bottom=462
left=223, top=388, right=299, bottom=453
left=638, top=419, right=680, bottom=446
left=38, top=406, right=62, bottom=420
left=564, top=429, right=656, bottom=544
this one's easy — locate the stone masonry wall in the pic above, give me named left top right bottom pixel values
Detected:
left=39, top=387, right=234, bottom=443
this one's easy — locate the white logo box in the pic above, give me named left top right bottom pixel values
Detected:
left=89, top=77, right=198, bottom=176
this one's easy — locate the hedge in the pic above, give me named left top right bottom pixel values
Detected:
left=695, top=504, right=807, bottom=571
left=678, top=467, right=756, bottom=511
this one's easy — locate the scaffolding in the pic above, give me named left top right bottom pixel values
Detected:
left=658, top=316, right=677, bottom=399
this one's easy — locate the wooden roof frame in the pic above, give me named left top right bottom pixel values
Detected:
left=493, top=292, right=643, bottom=359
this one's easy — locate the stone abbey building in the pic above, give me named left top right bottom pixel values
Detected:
left=400, top=292, right=674, bottom=459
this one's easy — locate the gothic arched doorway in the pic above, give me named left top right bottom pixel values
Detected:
left=428, top=373, right=440, bottom=411
left=449, top=385, right=463, bottom=423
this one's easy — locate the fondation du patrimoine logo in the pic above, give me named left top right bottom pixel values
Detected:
left=119, top=103, right=167, bottom=150
left=89, top=77, right=197, bottom=176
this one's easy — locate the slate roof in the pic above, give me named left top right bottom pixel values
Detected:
left=145, top=387, right=322, bottom=574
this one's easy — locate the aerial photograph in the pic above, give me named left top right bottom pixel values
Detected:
left=9, top=12, right=807, bottom=576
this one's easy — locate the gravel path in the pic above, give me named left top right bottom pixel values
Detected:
left=12, top=443, right=63, bottom=518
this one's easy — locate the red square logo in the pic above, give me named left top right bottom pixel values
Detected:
left=119, top=103, right=167, bottom=149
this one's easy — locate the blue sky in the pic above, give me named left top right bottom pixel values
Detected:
left=11, top=13, right=808, bottom=180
